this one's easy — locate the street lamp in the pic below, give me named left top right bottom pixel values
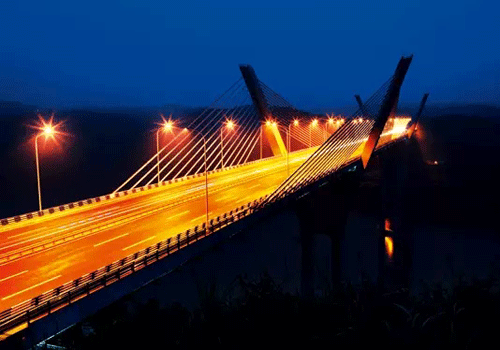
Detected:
left=221, top=119, right=235, bottom=169
left=288, top=119, right=299, bottom=154
left=309, top=118, right=318, bottom=147
left=259, top=123, right=263, bottom=159
left=327, top=117, right=334, bottom=131
left=268, top=121, right=291, bottom=177
left=34, top=123, right=56, bottom=211
left=290, top=119, right=299, bottom=156
left=156, top=119, right=174, bottom=184
left=187, top=129, right=209, bottom=233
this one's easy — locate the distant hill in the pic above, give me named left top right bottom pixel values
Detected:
left=310, top=103, right=500, bottom=118
left=423, top=104, right=500, bottom=118
left=2, top=100, right=499, bottom=120
left=0, top=101, right=37, bottom=116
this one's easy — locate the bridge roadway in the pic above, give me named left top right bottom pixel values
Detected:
left=0, top=147, right=320, bottom=312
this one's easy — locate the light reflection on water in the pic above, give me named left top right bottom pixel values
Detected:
left=342, top=212, right=500, bottom=295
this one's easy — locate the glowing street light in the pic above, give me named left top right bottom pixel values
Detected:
left=288, top=120, right=300, bottom=155
left=221, top=119, right=236, bottom=169
left=260, top=119, right=275, bottom=160
left=43, top=125, right=54, bottom=135
left=34, top=118, right=59, bottom=212
left=309, top=118, right=318, bottom=147
left=274, top=123, right=292, bottom=178
left=156, top=118, right=175, bottom=184
left=325, top=117, right=336, bottom=138
left=163, top=120, right=173, bottom=131
left=188, top=129, right=209, bottom=233
left=288, top=119, right=300, bottom=159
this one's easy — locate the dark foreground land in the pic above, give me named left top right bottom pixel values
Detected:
left=46, top=273, right=500, bottom=350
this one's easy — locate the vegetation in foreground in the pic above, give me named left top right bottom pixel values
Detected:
left=44, top=268, right=500, bottom=350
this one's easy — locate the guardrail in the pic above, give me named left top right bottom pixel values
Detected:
left=0, top=195, right=269, bottom=335
left=0, top=149, right=308, bottom=228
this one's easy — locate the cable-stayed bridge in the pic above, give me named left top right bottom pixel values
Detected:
left=0, top=55, right=426, bottom=347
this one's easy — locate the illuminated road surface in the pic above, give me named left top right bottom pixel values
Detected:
left=0, top=129, right=403, bottom=312
left=0, top=148, right=318, bottom=311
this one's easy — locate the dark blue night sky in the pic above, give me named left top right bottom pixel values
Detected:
left=0, top=0, right=498, bottom=109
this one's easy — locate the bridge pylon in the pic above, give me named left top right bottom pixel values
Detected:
left=361, top=55, right=413, bottom=169
left=354, top=94, right=370, bottom=118
left=407, top=93, right=429, bottom=138
left=239, top=64, right=287, bottom=157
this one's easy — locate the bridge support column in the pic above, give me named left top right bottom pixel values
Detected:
left=294, top=170, right=361, bottom=298
left=296, top=198, right=315, bottom=299
left=376, top=141, right=416, bottom=291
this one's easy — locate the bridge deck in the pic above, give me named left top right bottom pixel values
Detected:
left=0, top=147, right=316, bottom=311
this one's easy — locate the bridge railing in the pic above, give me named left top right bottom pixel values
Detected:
left=0, top=195, right=269, bottom=335
left=0, top=147, right=291, bottom=228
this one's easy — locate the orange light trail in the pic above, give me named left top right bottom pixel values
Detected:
left=384, top=236, right=394, bottom=260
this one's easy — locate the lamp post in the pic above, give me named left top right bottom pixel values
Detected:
left=34, top=125, right=55, bottom=212
left=287, top=129, right=290, bottom=177
left=156, top=120, right=173, bottom=184
left=309, top=118, right=318, bottom=147
left=270, top=122, right=291, bottom=177
left=259, top=124, right=263, bottom=160
left=324, top=117, right=336, bottom=142
left=327, top=117, right=334, bottom=135
left=221, top=120, right=235, bottom=169
left=189, top=129, right=209, bottom=232
left=287, top=120, right=299, bottom=176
